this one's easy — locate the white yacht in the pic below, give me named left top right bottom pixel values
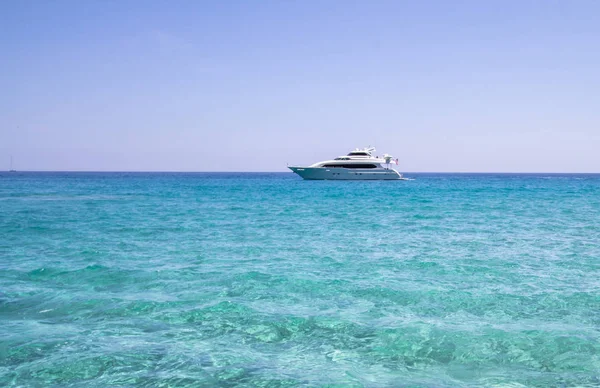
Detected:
left=288, top=147, right=406, bottom=180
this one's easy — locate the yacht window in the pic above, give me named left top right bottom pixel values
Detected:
left=347, top=152, right=369, bottom=156
left=322, top=164, right=378, bottom=169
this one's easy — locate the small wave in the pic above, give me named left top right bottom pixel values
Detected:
left=0, top=195, right=129, bottom=201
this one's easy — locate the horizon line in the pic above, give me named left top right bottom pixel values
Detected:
left=3, top=170, right=600, bottom=175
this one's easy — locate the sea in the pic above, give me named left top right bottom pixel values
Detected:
left=1, top=172, right=599, bottom=387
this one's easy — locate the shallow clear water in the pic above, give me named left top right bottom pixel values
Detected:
left=1, top=172, right=600, bottom=387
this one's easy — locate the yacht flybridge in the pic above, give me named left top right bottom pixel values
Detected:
left=288, top=147, right=407, bottom=180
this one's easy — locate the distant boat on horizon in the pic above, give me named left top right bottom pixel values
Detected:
left=9, top=156, right=16, bottom=172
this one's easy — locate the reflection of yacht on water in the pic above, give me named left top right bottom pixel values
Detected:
left=288, top=147, right=407, bottom=180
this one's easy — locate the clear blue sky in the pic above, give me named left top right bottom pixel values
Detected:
left=2, top=0, right=599, bottom=172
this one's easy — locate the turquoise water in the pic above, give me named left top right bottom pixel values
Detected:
left=1, top=172, right=600, bottom=387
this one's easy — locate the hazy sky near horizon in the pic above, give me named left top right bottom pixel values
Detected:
left=2, top=0, right=599, bottom=172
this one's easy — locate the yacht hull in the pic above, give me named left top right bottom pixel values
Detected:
left=288, top=167, right=402, bottom=180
